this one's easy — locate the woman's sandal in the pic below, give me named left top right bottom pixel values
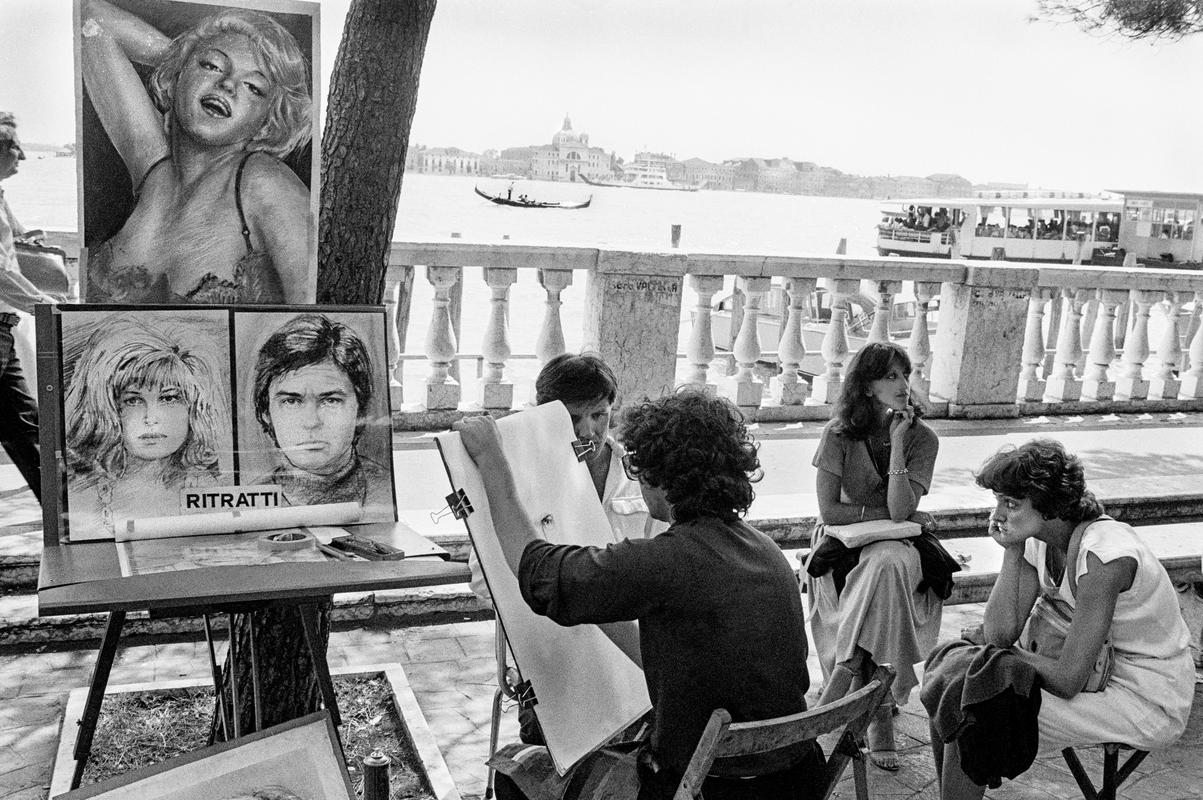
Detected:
left=867, top=702, right=900, bottom=771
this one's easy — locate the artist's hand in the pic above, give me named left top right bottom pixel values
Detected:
left=453, top=414, right=504, bottom=465
left=909, top=509, right=936, bottom=533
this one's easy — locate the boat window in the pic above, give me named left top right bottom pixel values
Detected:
left=975, top=205, right=1006, bottom=238
left=1150, top=207, right=1195, bottom=240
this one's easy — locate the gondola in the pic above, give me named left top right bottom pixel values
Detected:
left=474, top=186, right=592, bottom=209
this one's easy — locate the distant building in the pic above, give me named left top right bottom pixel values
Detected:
left=682, top=158, right=735, bottom=190
left=420, top=146, right=481, bottom=175
left=927, top=173, right=973, bottom=197
left=531, top=115, right=610, bottom=182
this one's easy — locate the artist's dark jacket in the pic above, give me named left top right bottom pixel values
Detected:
left=519, top=517, right=823, bottom=798
left=921, top=639, right=1043, bottom=789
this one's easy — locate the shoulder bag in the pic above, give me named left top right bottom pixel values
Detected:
left=1018, top=519, right=1115, bottom=693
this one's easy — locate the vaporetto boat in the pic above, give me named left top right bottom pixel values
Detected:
left=877, top=196, right=1122, bottom=264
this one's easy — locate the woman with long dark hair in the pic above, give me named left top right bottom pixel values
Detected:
left=805, top=341, right=942, bottom=771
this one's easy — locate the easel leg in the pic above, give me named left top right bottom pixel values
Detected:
left=228, top=613, right=241, bottom=739
left=299, top=602, right=340, bottom=726
left=203, top=614, right=231, bottom=742
left=249, top=612, right=263, bottom=733
left=70, top=609, right=125, bottom=789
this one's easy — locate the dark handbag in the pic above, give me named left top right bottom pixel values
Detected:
left=1017, top=519, right=1115, bottom=692
left=15, top=240, right=71, bottom=297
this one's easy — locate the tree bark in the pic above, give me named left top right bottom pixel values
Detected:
left=214, top=0, right=437, bottom=740
left=318, top=0, right=437, bottom=305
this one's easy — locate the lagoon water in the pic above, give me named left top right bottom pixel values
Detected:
left=8, top=159, right=884, bottom=398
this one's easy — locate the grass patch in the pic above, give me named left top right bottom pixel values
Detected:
left=80, top=673, right=435, bottom=800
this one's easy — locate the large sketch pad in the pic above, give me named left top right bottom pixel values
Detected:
left=435, top=403, right=651, bottom=774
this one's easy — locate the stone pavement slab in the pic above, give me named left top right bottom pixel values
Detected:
left=1, top=601, right=1200, bottom=800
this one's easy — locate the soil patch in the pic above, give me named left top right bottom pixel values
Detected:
left=79, top=673, right=435, bottom=800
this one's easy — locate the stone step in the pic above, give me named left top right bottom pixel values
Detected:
left=0, top=582, right=490, bottom=648
left=6, top=490, right=1202, bottom=593
left=5, top=525, right=1200, bottom=649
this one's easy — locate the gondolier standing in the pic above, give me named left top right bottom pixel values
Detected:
left=0, top=112, right=61, bottom=503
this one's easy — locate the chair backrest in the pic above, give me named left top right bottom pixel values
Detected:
left=673, top=664, right=896, bottom=800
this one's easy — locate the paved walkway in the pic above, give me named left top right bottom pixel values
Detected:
left=3, top=602, right=1202, bottom=800
left=3, top=412, right=1203, bottom=799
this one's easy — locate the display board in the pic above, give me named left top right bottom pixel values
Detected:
left=75, top=0, right=321, bottom=304
left=60, top=711, right=353, bottom=800
left=37, top=304, right=396, bottom=544
left=435, top=403, right=652, bottom=774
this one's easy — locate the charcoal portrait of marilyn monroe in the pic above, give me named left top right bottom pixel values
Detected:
left=244, top=313, right=395, bottom=522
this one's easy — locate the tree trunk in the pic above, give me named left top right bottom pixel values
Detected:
left=318, top=0, right=436, bottom=305
left=214, top=0, right=437, bottom=740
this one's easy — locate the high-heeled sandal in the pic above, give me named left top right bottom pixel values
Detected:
left=867, top=701, right=900, bottom=771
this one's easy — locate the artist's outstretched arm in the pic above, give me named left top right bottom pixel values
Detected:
left=80, top=0, right=170, bottom=186
left=454, top=415, right=538, bottom=575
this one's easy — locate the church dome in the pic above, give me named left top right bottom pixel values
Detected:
left=552, top=114, right=587, bottom=147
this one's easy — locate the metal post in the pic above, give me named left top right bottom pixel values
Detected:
left=363, top=751, right=391, bottom=800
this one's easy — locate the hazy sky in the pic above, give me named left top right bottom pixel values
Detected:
left=4, top=0, right=1203, bottom=192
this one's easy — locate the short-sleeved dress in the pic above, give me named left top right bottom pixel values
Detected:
left=1025, top=518, right=1194, bottom=754
left=806, top=418, right=941, bottom=705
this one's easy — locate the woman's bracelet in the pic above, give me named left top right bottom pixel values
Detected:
left=886, top=467, right=910, bottom=476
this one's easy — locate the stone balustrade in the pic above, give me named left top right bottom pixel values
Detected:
left=385, top=243, right=1203, bottom=425
left=35, top=233, right=1203, bottom=426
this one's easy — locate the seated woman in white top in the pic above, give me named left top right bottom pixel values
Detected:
left=933, top=439, right=1194, bottom=800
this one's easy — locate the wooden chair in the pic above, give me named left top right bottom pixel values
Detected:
left=673, top=664, right=896, bottom=800
left=1061, top=744, right=1149, bottom=800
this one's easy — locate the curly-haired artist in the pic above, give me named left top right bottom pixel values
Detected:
left=455, top=390, right=823, bottom=800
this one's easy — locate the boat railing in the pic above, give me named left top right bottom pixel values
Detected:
left=877, top=226, right=952, bottom=245
left=385, top=241, right=1203, bottom=424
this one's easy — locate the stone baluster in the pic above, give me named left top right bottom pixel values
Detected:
left=684, top=274, right=724, bottom=395
left=424, top=266, right=462, bottom=410
left=1180, top=290, right=1203, bottom=399
left=383, top=266, right=415, bottom=407
left=481, top=268, right=518, bottom=409
left=726, top=276, right=771, bottom=407
left=1017, top=287, right=1054, bottom=402
left=1081, top=289, right=1127, bottom=401
left=1149, top=292, right=1184, bottom=400
left=535, top=267, right=572, bottom=367
left=907, top=281, right=940, bottom=402
left=383, top=272, right=404, bottom=405
left=812, top=278, right=860, bottom=404
left=1075, top=296, right=1098, bottom=376
left=1042, top=292, right=1063, bottom=378
left=777, top=276, right=816, bottom=405
left=867, top=280, right=901, bottom=343
left=1115, top=289, right=1155, bottom=401
left=1180, top=297, right=1201, bottom=375
left=1044, top=287, right=1089, bottom=402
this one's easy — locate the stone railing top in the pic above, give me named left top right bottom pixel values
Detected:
left=1034, top=263, right=1203, bottom=293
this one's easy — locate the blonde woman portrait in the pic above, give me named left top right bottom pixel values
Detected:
left=64, top=312, right=231, bottom=539
left=79, top=0, right=316, bottom=304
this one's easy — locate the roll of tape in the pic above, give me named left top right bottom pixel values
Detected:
left=257, top=530, right=317, bottom=551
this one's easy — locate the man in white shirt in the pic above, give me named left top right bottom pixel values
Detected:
left=0, top=113, right=61, bottom=502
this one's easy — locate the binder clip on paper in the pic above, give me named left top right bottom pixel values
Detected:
left=430, top=488, right=474, bottom=524
left=572, top=438, right=595, bottom=462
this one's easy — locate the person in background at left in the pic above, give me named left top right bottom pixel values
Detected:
left=0, top=112, right=65, bottom=503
